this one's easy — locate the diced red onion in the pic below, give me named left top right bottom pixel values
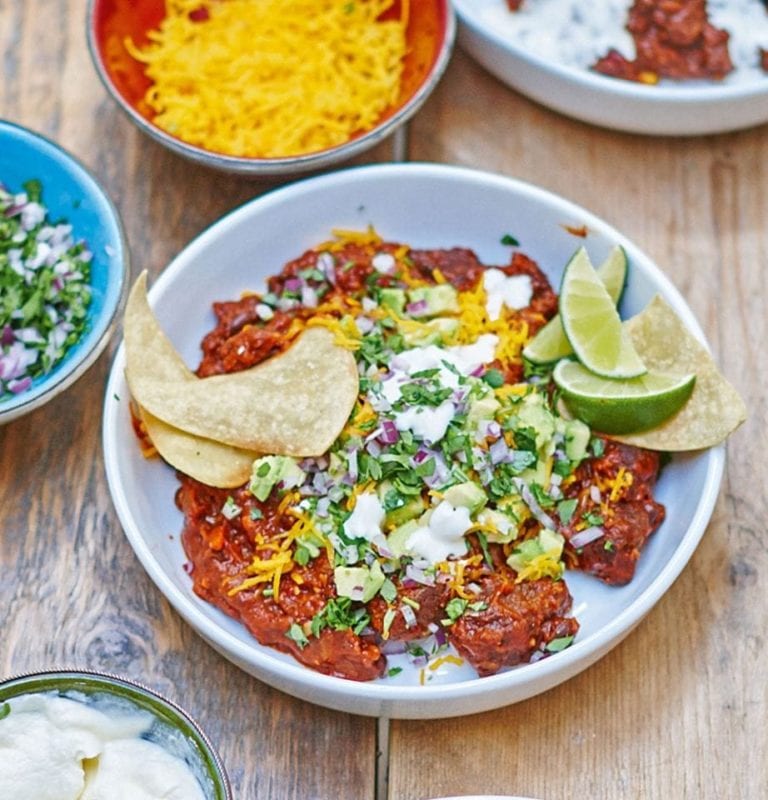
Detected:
left=284, top=277, right=302, bottom=292
left=569, top=526, right=604, bottom=549
left=365, top=439, right=382, bottom=458
left=8, top=376, right=32, bottom=394
left=380, top=640, right=407, bottom=655
left=413, top=449, right=429, bottom=464
left=589, top=485, right=602, bottom=503
left=489, top=438, right=510, bottom=465
left=315, top=497, right=331, bottom=517
left=405, top=563, right=435, bottom=586
left=513, top=478, right=556, bottom=529
left=405, top=299, right=428, bottom=316
left=301, top=285, right=319, bottom=308
left=486, top=420, right=502, bottom=439
left=371, top=534, right=394, bottom=559
left=378, top=419, right=399, bottom=445
left=347, top=449, right=359, bottom=482
left=1, top=325, right=14, bottom=346
left=355, top=315, right=374, bottom=334
left=400, top=605, right=417, bottom=629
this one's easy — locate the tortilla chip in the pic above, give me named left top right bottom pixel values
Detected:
left=124, top=272, right=196, bottom=384
left=124, top=273, right=360, bottom=457
left=611, top=295, right=746, bottom=451
left=140, top=407, right=258, bottom=488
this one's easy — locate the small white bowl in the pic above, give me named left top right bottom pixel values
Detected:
left=103, top=163, right=723, bottom=718
left=454, top=0, right=768, bottom=136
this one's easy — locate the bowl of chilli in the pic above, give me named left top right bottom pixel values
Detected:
left=102, top=163, right=724, bottom=719
left=87, top=0, right=455, bottom=175
left=0, top=669, right=232, bottom=799
left=0, top=120, right=128, bottom=425
left=454, top=0, right=768, bottom=136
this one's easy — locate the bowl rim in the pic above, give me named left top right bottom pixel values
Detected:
left=102, top=162, right=725, bottom=716
left=85, top=0, right=456, bottom=175
left=453, top=0, right=768, bottom=105
left=0, top=119, right=130, bottom=424
left=0, top=667, right=233, bottom=800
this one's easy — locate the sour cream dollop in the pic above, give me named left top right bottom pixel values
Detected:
left=0, top=693, right=207, bottom=800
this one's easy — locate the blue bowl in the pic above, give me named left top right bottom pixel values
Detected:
left=0, top=120, right=129, bottom=423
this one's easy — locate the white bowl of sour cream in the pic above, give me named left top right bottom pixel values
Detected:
left=0, top=670, right=232, bottom=800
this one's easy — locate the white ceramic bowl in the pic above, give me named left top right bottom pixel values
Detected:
left=102, top=163, right=723, bottom=718
left=454, top=0, right=768, bottom=136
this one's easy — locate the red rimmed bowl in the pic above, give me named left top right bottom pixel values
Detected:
left=86, top=0, right=455, bottom=176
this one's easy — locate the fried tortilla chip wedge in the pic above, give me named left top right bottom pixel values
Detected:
left=140, top=407, right=257, bottom=488
left=612, top=295, right=747, bottom=451
left=124, top=271, right=196, bottom=384
left=124, top=272, right=360, bottom=457
left=125, top=273, right=257, bottom=487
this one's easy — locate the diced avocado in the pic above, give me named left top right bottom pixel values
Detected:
left=563, top=418, right=591, bottom=462
left=386, top=519, right=420, bottom=558
left=506, top=528, right=564, bottom=572
left=249, top=455, right=306, bottom=502
left=520, top=459, right=549, bottom=490
left=365, top=561, right=386, bottom=601
left=517, top=394, right=556, bottom=450
left=407, top=284, right=459, bottom=317
left=387, top=495, right=427, bottom=528
left=539, top=528, right=565, bottom=557
left=379, top=288, right=406, bottom=316
left=377, top=481, right=427, bottom=527
left=477, top=508, right=519, bottom=543
left=334, top=562, right=386, bottom=602
left=467, top=393, right=501, bottom=425
left=497, top=494, right=528, bottom=522
left=443, top=481, right=487, bottom=515
left=401, top=316, right=459, bottom=347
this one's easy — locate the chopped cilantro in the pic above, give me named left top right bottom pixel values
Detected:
left=387, top=666, right=403, bottom=678
left=582, top=511, right=604, bottom=526
left=445, top=597, right=469, bottom=621
left=557, top=498, right=578, bottom=525
left=530, top=482, right=555, bottom=509
left=501, top=233, right=520, bottom=246
left=591, top=437, right=606, bottom=457
left=0, top=702, right=10, bottom=721
left=311, top=597, right=370, bottom=637
left=482, top=368, right=505, bottom=388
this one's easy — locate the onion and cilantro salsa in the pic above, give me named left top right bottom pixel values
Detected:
left=170, top=230, right=665, bottom=682
left=0, top=180, right=92, bottom=398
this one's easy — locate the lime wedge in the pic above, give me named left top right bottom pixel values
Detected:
left=553, top=359, right=696, bottom=434
left=559, top=247, right=646, bottom=378
left=523, top=246, right=628, bottom=365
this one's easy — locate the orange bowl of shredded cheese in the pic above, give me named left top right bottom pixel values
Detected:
left=87, top=0, right=455, bottom=175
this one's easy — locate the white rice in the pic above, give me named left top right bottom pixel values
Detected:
left=474, top=0, right=768, bottom=85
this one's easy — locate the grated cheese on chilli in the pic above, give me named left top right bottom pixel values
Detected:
left=125, top=0, right=409, bottom=158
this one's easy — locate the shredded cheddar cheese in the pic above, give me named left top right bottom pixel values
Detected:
left=126, top=0, right=409, bottom=158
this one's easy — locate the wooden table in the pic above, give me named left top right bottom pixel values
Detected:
left=2, top=3, right=766, bottom=798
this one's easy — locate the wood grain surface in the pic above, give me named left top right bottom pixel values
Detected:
left=1, top=3, right=767, bottom=800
